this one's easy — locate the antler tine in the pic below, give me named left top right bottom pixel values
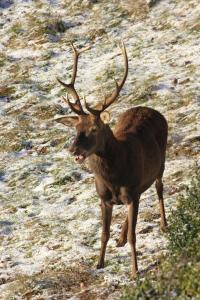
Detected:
left=118, top=41, right=129, bottom=88
left=84, top=96, right=100, bottom=116
left=70, top=42, right=79, bottom=85
left=85, top=42, right=128, bottom=116
left=70, top=42, right=91, bottom=84
left=102, top=41, right=128, bottom=111
left=57, top=43, right=90, bottom=115
left=62, top=96, right=84, bottom=115
left=57, top=78, right=80, bottom=102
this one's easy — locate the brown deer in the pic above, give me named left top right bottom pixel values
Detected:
left=55, top=42, right=168, bottom=277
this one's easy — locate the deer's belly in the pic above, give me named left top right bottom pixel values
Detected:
left=140, top=176, right=158, bottom=193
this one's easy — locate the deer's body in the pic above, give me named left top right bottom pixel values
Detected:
left=89, top=106, right=167, bottom=202
left=87, top=106, right=168, bottom=271
left=55, top=43, right=168, bottom=277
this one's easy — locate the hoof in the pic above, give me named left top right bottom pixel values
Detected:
left=131, top=271, right=138, bottom=279
left=160, top=223, right=168, bottom=232
left=96, top=263, right=104, bottom=269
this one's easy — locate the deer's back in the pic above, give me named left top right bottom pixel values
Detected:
left=114, top=106, right=168, bottom=152
left=113, top=106, right=168, bottom=191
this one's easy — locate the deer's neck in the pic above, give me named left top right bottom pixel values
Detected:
left=88, top=126, right=122, bottom=176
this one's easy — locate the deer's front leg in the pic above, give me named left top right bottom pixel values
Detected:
left=127, top=198, right=139, bottom=277
left=97, top=200, right=113, bottom=269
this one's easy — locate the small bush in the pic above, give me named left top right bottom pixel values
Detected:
left=121, top=171, right=200, bottom=300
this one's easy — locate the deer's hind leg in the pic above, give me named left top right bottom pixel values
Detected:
left=116, top=215, right=128, bottom=247
left=127, top=197, right=139, bottom=278
left=155, top=165, right=167, bottom=231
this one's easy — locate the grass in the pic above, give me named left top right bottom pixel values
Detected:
left=7, top=63, right=30, bottom=82
left=121, top=171, right=200, bottom=299
left=0, top=53, right=7, bottom=67
left=7, top=13, right=73, bottom=49
left=120, top=0, right=149, bottom=19
left=2, top=264, right=101, bottom=300
left=26, top=14, right=70, bottom=40
left=9, top=21, right=24, bottom=35
left=50, top=175, right=73, bottom=186
left=31, top=104, right=58, bottom=119
left=0, top=86, right=16, bottom=97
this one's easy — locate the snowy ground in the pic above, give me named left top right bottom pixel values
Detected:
left=0, top=0, right=200, bottom=299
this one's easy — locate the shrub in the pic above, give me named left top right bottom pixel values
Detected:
left=121, top=171, right=200, bottom=300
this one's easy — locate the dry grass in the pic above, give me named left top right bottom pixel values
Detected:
left=120, top=0, right=149, bottom=19
left=3, top=264, right=103, bottom=300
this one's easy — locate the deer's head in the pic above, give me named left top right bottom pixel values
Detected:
left=55, top=42, right=128, bottom=163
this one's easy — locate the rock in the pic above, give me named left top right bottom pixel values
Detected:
left=0, top=0, right=13, bottom=9
left=21, top=140, right=33, bottom=150
left=146, top=0, right=160, bottom=7
left=64, top=196, right=76, bottom=205
left=71, top=171, right=82, bottom=181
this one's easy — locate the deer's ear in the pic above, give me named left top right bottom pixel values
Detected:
left=54, top=116, right=79, bottom=126
left=100, top=111, right=110, bottom=124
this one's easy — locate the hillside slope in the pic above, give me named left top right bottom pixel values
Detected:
left=0, top=0, right=199, bottom=298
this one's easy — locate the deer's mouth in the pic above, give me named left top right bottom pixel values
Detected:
left=74, top=154, right=86, bottom=163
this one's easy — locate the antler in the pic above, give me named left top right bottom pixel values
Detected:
left=57, top=43, right=90, bottom=115
left=85, top=42, right=128, bottom=116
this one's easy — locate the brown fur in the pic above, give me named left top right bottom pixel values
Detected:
left=56, top=105, right=168, bottom=277
left=89, top=107, right=167, bottom=196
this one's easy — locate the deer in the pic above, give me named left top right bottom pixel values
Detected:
left=54, top=42, right=168, bottom=277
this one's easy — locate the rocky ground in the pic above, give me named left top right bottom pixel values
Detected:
left=0, top=0, right=200, bottom=299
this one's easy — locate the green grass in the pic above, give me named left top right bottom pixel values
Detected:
left=0, top=53, right=7, bottom=67
left=50, top=175, right=73, bottom=186
left=9, top=22, right=24, bottom=35
left=121, top=171, right=200, bottom=300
